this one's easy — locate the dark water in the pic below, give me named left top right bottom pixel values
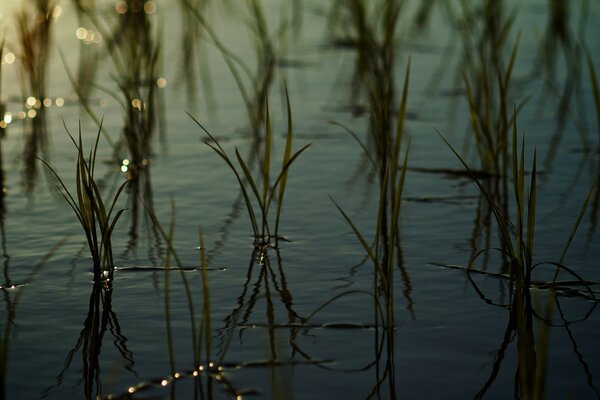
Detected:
left=1, top=0, right=600, bottom=399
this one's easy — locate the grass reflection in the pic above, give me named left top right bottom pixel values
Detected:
left=42, top=284, right=136, bottom=400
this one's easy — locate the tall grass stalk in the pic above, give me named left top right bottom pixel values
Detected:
left=39, top=121, right=128, bottom=284
left=193, top=89, right=310, bottom=245
left=332, top=64, right=410, bottom=397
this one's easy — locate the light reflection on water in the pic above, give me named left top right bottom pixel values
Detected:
left=0, top=0, right=599, bottom=399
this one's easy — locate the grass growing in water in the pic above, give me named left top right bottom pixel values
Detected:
left=439, top=117, right=599, bottom=398
left=192, top=89, right=310, bottom=246
left=39, top=121, right=129, bottom=285
left=15, top=0, right=56, bottom=192
left=331, top=62, right=411, bottom=398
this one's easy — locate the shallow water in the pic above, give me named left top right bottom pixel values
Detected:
left=1, top=0, right=600, bottom=399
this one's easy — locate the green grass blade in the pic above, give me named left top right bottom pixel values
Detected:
left=331, top=121, right=377, bottom=169
left=274, top=84, right=295, bottom=236
left=526, top=149, right=537, bottom=268
left=556, top=174, right=600, bottom=278
left=235, top=148, right=267, bottom=234
left=437, top=129, right=516, bottom=257
left=330, top=197, right=387, bottom=287
left=393, top=58, right=410, bottom=169
left=265, top=143, right=311, bottom=214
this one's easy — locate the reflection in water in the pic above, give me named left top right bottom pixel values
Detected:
left=471, top=274, right=600, bottom=399
left=1, top=237, right=63, bottom=399
left=217, top=245, right=305, bottom=364
left=42, top=285, right=136, bottom=400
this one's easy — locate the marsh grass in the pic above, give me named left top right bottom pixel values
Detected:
left=331, top=62, right=410, bottom=398
left=439, top=116, right=598, bottom=295
left=188, top=0, right=287, bottom=137
left=39, top=121, right=128, bottom=285
left=193, top=89, right=310, bottom=245
left=64, top=2, right=165, bottom=252
left=440, top=117, right=599, bottom=398
left=328, top=0, right=404, bottom=183
left=15, top=0, right=55, bottom=192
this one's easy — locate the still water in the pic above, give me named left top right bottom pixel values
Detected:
left=1, top=0, right=600, bottom=398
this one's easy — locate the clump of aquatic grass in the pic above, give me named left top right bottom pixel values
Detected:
left=66, top=1, right=164, bottom=168
left=328, top=0, right=404, bottom=173
left=331, top=66, right=410, bottom=397
left=193, top=89, right=310, bottom=246
left=187, top=0, right=287, bottom=137
left=440, top=118, right=598, bottom=399
left=458, top=0, right=522, bottom=178
left=39, top=122, right=128, bottom=284
left=62, top=2, right=165, bottom=251
left=439, top=116, right=598, bottom=292
left=15, top=0, right=56, bottom=191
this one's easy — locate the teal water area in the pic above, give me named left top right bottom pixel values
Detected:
left=1, top=0, right=600, bottom=398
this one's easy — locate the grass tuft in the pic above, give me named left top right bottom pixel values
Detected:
left=38, top=121, right=128, bottom=285
left=192, top=87, right=310, bottom=246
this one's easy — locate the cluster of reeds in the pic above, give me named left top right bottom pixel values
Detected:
left=440, top=116, right=599, bottom=398
left=328, top=0, right=403, bottom=179
left=458, top=1, right=520, bottom=178
left=195, top=89, right=310, bottom=246
left=187, top=0, right=286, bottom=137
left=15, top=0, right=56, bottom=191
left=331, top=61, right=410, bottom=398
left=70, top=0, right=164, bottom=170
left=64, top=0, right=165, bottom=251
left=39, top=122, right=128, bottom=285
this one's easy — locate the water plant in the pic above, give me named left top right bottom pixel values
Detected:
left=187, top=0, right=286, bottom=137
left=15, top=0, right=56, bottom=192
left=39, top=121, right=128, bottom=284
left=193, top=89, right=310, bottom=245
left=65, top=1, right=165, bottom=252
left=439, top=117, right=599, bottom=398
left=331, top=61, right=411, bottom=398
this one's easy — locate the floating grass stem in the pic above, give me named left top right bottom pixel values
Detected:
left=38, top=121, right=128, bottom=285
